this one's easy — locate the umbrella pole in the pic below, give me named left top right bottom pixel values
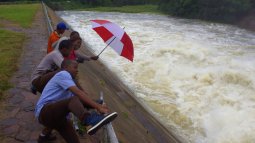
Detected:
left=97, top=37, right=117, bottom=57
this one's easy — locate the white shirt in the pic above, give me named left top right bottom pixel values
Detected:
left=31, top=50, right=64, bottom=81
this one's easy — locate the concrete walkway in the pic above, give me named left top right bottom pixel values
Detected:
left=0, top=5, right=94, bottom=143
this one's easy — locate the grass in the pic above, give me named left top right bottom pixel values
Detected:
left=0, top=3, right=39, bottom=98
left=0, top=30, right=26, bottom=97
left=78, top=5, right=162, bottom=14
left=121, top=111, right=129, bottom=119
left=45, top=1, right=161, bottom=14
left=0, top=3, right=39, bottom=28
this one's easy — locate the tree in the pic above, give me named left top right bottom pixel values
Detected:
left=158, top=0, right=253, bottom=23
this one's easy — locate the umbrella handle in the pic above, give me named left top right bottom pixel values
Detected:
left=97, top=36, right=117, bottom=57
left=97, top=27, right=125, bottom=57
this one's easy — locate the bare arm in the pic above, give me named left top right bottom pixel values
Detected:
left=68, top=86, right=109, bottom=114
left=75, top=51, right=90, bottom=61
left=75, top=51, right=99, bottom=61
left=73, top=78, right=85, bottom=91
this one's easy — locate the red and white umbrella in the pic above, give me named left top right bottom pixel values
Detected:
left=91, top=19, right=134, bottom=62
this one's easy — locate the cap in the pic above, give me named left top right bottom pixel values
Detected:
left=56, top=22, right=69, bottom=30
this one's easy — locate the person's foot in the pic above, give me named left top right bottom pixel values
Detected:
left=83, top=112, right=118, bottom=135
left=37, top=133, right=56, bottom=143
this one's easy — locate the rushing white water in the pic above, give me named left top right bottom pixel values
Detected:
left=58, top=11, right=255, bottom=143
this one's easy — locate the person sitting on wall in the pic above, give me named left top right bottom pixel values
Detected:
left=52, top=31, right=99, bottom=133
left=54, top=31, right=98, bottom=63
left=31, top=39, right=72, bottom=94
left=47, top=22, right=69, bottom=54
left=35, top=59, right=118, bottom=143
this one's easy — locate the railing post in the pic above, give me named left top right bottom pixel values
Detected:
left=100, top=92, right=119, bottom=143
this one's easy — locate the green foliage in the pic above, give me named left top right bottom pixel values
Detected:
left=0, top=0, right=39, bottom=1
left=79, top=5, right=161, bottom=14
left=44, top=0, right=87, bottom=10
left=0, top=30, right=25, bottom=96
left=44, top=0, right=161, bottom=13
left=121, top=111, right=129, bottom=119
left=0, top=4, right=39, bottom=28
left=44, top=0, right=160, bottom=10
left=158, top=0, right=253, bottom=23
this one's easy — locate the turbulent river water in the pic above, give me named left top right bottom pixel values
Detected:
left=57, top=11, right=255, bottom=143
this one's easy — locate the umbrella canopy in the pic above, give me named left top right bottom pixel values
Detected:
left=91, top=20, right=134, bottom=62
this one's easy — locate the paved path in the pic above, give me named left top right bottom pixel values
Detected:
left=0, top=5, right=47, bottom=143
left=0, top=5, right=94, bottom=143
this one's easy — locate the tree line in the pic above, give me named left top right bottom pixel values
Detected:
left=158, top=0, right=255, bottom=23
left=42, top=0, right=158, bottom=9
left=78, top=0, right=158, bottom=6
left=43, top=0, right=254, bottom=23
left=2, top=0, right=254, bottom=23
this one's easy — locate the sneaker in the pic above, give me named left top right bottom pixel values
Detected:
left=84, top=112, right=118, bottom=135
left=37, top=133, right=56, bottom=143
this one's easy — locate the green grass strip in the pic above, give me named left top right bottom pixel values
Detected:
left=78, top=5, right=162, bottom=14
left=0, top=4, right=39, bottom=28
left=0, top=30, right=25, bottom=97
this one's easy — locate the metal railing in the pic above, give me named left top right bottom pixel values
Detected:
left=42, top=1, right=53, bottom=35
left=41, top=2, right=119, bottom=143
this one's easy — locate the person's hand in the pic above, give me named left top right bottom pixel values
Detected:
left=76, top=57, right=85, bottom=63
left=97, top=105, right=109, bottom=114
left=90, top=56, right=99, bottom=60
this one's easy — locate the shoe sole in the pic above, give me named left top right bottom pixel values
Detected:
left=87, top=112, right=118, bottom=135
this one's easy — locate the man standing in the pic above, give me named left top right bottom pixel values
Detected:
left=47, top=22, right=68, bottom=53
left=35, top=59, right=118, bottom=143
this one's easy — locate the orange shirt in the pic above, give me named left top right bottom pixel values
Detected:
left=47, top=31, right=61, bottom=54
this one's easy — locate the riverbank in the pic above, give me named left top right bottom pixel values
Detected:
left=43, top=0, right=255, bottom=32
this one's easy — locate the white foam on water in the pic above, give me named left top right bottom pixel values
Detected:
left=58, top=11, right=255, bottom=143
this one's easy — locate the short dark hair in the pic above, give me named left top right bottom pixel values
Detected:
left=59, top=40, right=72, bottom=50
left=70, top=31, right=79, bottom=37
left=70, top=31, right=81, bottom=42
left=61, top=59, right=77, bottom=69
